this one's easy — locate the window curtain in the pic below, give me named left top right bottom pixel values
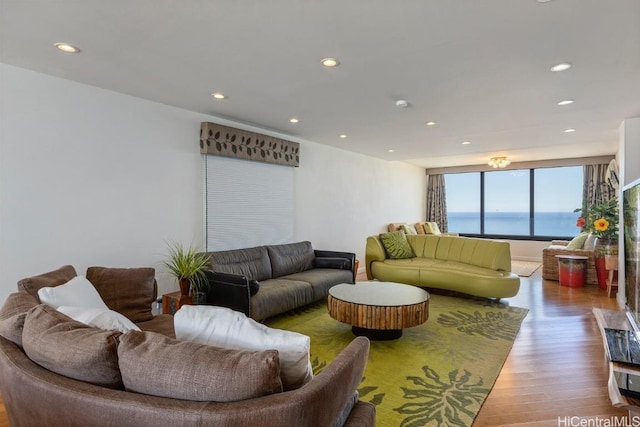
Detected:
left=426, top=174, right=448, bottom=232
left=582, top=164, right=615, bottom=211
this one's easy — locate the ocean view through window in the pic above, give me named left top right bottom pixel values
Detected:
left=445, top=166, right=582, bottom=239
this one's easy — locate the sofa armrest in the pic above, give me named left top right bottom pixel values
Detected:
left=314, top=250, right=356, bottom=283
left=204, top=271, right=251, bottom=317
left=365, top=236, right=387, bottom=280
left=551, top=240, right=570, bottom=246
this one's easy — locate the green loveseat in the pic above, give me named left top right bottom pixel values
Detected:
left=366, top=234, right=520, bottom=299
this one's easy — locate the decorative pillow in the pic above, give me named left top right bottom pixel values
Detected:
left=423, top=222, right=442, bottom=235
left=86, top=267, right=156, bottom=323
left=583, top=233, right=597, bottom=251
left=57, top=306, right=141, bottom=333
left=566, top=232, right=589, bottom=250
left=22, top=305, right=123, bottom=389
left=118, top=330, right=282, bottom=401
left=0, top=292, right=40, bottom=348
left=174, top=305, right=312, bottom=391
left=379, top=231, right=414, bottom=259
left=17, top=265, right=78, bottom=299
left=399, top=224, right=418, bottom=235
left=37, top=276, right=109, bottom=310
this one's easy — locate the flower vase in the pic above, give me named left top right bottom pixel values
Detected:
left=594, top=238, right=618, bottom=290
left=178, top=278, right=192, bottom=307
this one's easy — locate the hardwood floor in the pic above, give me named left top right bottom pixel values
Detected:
left=0, top=270, right=629, bottom=426
left=474, top=270, right=628, bottom=426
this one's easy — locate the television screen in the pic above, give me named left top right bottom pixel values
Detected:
left=623, top=178, right=640, bottom=328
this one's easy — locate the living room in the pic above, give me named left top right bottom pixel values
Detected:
left=1, top=1, right=640, bottom=426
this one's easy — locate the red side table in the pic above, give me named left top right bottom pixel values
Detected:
left=556, top=255, right=589, bottom=288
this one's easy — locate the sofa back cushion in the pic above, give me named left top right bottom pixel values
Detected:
left=86, top=267, right=156, bottom=323
left=206, top=246, right=273, bottom=281
left=267, top=241, right=315, bottom=277
left=17, top=265, right=78, bottom=299
left=0, top=292, right=39, bottom=348
left=118, top=330, right=283, bottom=401
left=22, top=305, right=123, bottom=389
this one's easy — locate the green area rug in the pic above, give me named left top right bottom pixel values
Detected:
left=266, top=294, right=528, bottom=427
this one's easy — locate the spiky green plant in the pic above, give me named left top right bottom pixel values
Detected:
left=162, top=241, right=211, bottom=292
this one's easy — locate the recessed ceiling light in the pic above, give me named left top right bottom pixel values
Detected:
left=564, top=128, right=576, bottom=133
left=211, top=92, right=226, bottom=100
left=425, top=121, right=437, bottom=126
left=289, top=118, right=299, bottom=123
left=536, top=0, right=553, bottom=3
left=321, top=58, right=340, bottom=67
left=388, top=149, right=395, bottom=153
left=557, top=99, right=574, bottom=106
left=461, top=141, right=471, bottom=145
left=54, top=43, right=80, bottom=53
left=551, top=63, right=572, bottom=72
left=338, top=134, right=347, bottom=139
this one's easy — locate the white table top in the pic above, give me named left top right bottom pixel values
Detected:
left=329, top=281, right=429, bottom=307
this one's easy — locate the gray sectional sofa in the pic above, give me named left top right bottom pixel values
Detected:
left=203, top=241, right=356, bottom=321
left=0, top=265, right=375, bottom=427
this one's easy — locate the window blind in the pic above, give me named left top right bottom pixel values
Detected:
left=205, top=155, right=294, bottom=251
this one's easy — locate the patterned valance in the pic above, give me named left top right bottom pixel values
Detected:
left=200, top=122, right=299, bottom=167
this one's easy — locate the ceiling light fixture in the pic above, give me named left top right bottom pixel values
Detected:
left=54, top=43, right=80, bottom=53
left=395, top=100, right=409, bottom=108
left=557, top=99, right=574, bottom=106
left=339, top=134, right=347, bottom=139
left=488, top=156, right=511, bottom=169
left=425, top=121, right=437, bottom=126
left=321, top=58, right=339, bottom=67
left=564, top=128, right=576, bottom=133
left=211, top=93, right=226, bottom=100
left=551, top=63, right=572, bottom=72
left=289, top=118, right=299, bottom=123
left=388, top=149, right=395, bottom=153
left=461, top=141, right=471, bottom=145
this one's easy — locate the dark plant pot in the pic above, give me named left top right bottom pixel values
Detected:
left=594, top=238, right=618, bottom=290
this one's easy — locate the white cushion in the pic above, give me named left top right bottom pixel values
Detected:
left=57, top=306, right=141, bottom=333
left=174, top=305, right=312, bottom=391
left=37, top=276, right=109, bottom=310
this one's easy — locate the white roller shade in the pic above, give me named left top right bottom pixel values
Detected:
left=205, top=155, right=294, bottom=251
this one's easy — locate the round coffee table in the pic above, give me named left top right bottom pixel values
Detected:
left=327, top=282, right=429, bottom=340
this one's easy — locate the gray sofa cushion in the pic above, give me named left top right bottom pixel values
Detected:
left=0, top=292, right=40, bottom=348
left=86, top=267, right=156, bottom=323
left=281, top=269, right=354, bottom=300
left=267, top=241, right=315, bottom=278
left=118, top=330, right=283, bottom=402
left=17, top=265, right=78, bottom=299
left=250, top=279, right=314, bottom=321
left=22, top=304, right=123, bottom=389
left=207, top=246, right=273, bottom=281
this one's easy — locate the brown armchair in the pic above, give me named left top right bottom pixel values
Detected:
left=542, top=240, right=597, bottom=285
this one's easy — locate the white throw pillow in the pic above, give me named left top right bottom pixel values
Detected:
left=174, top=305, right=312, bottom=391
left=37, top=276, right=109, bottom=310
left=57, top=306, right=141, bottom=333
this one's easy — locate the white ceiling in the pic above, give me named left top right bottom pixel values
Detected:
left=2, top=0, right=639, bottom=168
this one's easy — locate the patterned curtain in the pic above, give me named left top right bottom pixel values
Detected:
left=582, top=164, right=615, bottom=212
left=426, top=174, right=448, bottom=232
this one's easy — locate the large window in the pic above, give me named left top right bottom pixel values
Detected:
left=445, top=166, right=582, bottom=239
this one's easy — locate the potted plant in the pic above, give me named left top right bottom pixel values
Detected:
left=162, top=241, right=211, bottom=306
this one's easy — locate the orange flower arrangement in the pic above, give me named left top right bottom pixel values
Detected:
left=575, top=197, right=618, bottom=240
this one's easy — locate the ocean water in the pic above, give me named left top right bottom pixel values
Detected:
left=448, top=211, right=581, bottom=238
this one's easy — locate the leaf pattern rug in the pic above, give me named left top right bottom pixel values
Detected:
left=266, top=294, right=528, bottom=427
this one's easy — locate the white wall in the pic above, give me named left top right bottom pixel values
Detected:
left=0, top=63, right=426, bottom=302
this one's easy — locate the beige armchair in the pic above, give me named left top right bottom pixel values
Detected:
left=542, top=240, right=597, bottom=285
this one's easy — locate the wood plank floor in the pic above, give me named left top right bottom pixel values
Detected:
left=0, top=270, right=630, bottom=426
left=474, top=270, right=628, bottom=426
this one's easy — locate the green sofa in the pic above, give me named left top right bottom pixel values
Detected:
left=365, top=234, right=520, bottom=299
